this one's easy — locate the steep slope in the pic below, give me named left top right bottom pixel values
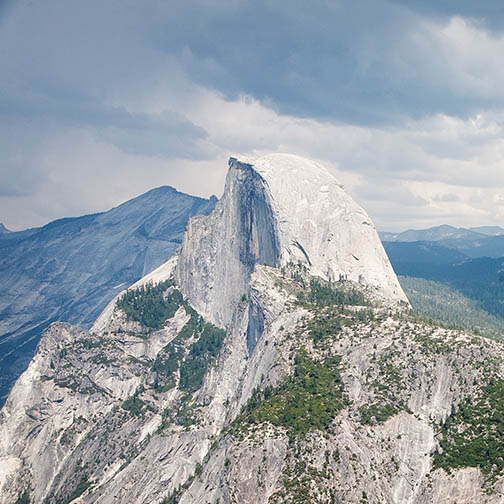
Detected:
left=399, top=276, right=504, bottom=339
left=176, top=154, right=407, bottom=327
left=3, top=154, right=504, bottom=504
left=0, top=187, right=217, bottom=406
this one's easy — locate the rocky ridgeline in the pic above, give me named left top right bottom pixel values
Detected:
left=0, top=186, right=217, bottom=407
left=1, top=155, right=504, bottom=503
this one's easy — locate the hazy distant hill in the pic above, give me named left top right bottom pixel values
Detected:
left=470, top=226, right=504, bottom=236
left=379, top=224, right=490, bottom=243
left=382, top=228, right=504, bottom=337
left=383, top=238, right=504, bottom=329
left=437, top=234, right=504, bottom=258
left=383, top=241, right=468, bottom=265
left=380, top=224, right=504, bottom=258
left=399, top=276, right=504, bottom=340
left=0, top=187, right=217, bottom=405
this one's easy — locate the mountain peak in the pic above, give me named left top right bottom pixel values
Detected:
left=176, top=154, right=407, bottom=326
left=0, top=223, right=11, bottom=234
left=234, top=154, right=406, bottom=298
left=232, top=153, right=344, bottom=189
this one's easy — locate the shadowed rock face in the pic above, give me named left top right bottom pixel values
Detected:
left=7, top=154, right=503, bottom=504
left=0, top=186, right=217, bottom=405
left=175, top=159, right=281, bottom=327
left=176, top=154, right=407, bottom=328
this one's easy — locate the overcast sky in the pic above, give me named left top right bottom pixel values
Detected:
left=2, top=0, right=504, bottom=231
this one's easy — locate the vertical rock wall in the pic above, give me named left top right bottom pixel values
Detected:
left=175, top=159, right=280, bottom=328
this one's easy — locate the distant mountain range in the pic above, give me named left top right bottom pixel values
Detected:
left=0, top=187, right=217, bottom=405
left=381, top=224, right=504, bottom=333
left=380, top=224, right=504, bottom=242
left=380, top=224, right=504, bottom=258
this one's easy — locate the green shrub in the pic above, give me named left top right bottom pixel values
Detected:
left=116, top=279, right=181, bottom=329
left=234, top=350, right=347, bottom=438
left=433, top=378, right=504, bottom=480
left=122, top=395, right=146, bottom=416
left=307, top=311, right=344, bottom=343
left=359, top=403, right=399, bottom=424
left=63, top=475, right=90, bottom=503
left=15, top=491, right=30, bottom=504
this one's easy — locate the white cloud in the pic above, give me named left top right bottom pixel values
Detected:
left=428, top=17, right=504, bottom=99
left=3, top=1, right=504, bottom=232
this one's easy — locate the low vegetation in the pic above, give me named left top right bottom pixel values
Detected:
left=306, top=306, right=375, bottom=344
left=14, top=491, right=30, bottom=504
left=179, top=322, right=226, bottom=393
left=297, top=278, right=368, bottom=308
left=433, top=378, right=504, bottom=481
left=234, top=350, right=347, bottom=438
left=151, top=304, right=226, bottom=396
left=116, top=279, right=182, bottom=329
left=359, top=403, right=399, bottom=425
left=122, top=394, right=146, bottom=416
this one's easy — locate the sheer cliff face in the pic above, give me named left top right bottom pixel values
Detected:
left=6, top=154, right=504, bottom=504
left=250, top=154, right=405, bottom=300
left=175, top=160, right=280, bottom=327
left=176, top=154, right=407, bottom=327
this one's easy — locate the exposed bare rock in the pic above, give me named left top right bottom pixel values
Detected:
left=175, top=154, right=407, bottom=327
left=2, top=155, right=504, bottom=504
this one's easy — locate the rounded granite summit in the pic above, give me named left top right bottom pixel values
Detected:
left=229, top=153, right=407, bottom=304
left=176, top=153, right=407, bottom=326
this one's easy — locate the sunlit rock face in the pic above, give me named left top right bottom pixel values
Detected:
left=176, top=153, right=407, bottom=327
left=10, top=155, right=504, bottom=504
left=0, top=186, right=217, bottom=407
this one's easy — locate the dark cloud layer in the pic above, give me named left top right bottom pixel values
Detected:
left=145, top=0, right=504, bottom=124
left=3, top=0, right=504, bottom=131
left=1, top=0, right=504, bottom=230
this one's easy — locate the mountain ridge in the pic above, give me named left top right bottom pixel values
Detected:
left=2, top=155, right=504, bottom=503
left=0, top=186, right=217, bottom=406
left=379, top=223, right=504, bottom=243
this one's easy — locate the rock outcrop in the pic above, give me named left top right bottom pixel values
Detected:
left=1, top=154, right=504, bottom=504
left=176, top=154, right=407, bottom=327
left=0, top=186, right=217, bottom=407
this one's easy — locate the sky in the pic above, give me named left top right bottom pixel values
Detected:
left=2, top=0, right=504, bottom=232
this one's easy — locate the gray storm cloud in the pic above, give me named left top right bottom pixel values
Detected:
left=1, top=0, right=504, bottom=230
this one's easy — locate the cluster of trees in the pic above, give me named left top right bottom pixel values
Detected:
left=393, top=257, right=504, bottom=321
left=152, top=305, right=226, bottom=395
left=297, top=278, right=367, bottom=307
left=180, top=323, right=226, bottom=393
left=151, top=308, right=201, bottom=392
left=308, top=311, right=344, bottom=343
left=306, top=307, right=374, bottom=345
left=121, top=394, right=146, bottom=416
left=400, top=276, right=504, bottom=339
left=116, top=280, right=182, bottom=329
left=359, top=403, right=398, bottom=425
left=236, top=350, right=347, bottom=438
left=433, top=378, right=504, bottom=479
